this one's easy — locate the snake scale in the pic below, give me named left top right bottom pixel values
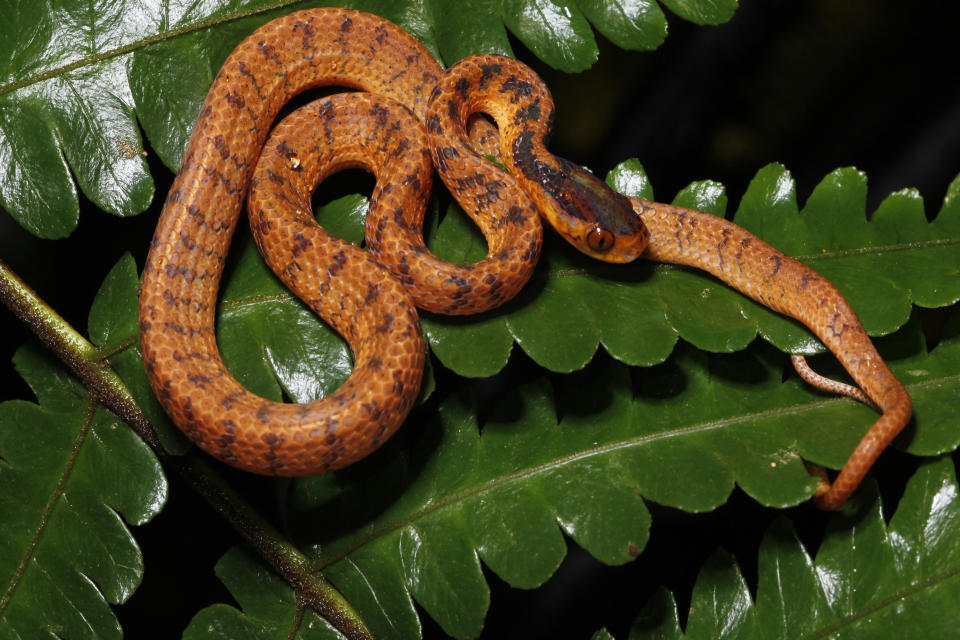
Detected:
left=139, top=8, right=911, bottom=510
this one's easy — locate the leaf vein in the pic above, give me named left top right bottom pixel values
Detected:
left=0, top=0, right=305, bottom=98
left=0, top=397, right=97, bottom=616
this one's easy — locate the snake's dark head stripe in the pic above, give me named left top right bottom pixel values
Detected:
left=541, top=157, right=648, bottom=262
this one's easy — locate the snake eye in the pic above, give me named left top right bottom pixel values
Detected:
left=586, top=226, right=615, bottom=253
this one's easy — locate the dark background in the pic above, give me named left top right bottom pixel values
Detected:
left=1, top=0, right=958, bottom=637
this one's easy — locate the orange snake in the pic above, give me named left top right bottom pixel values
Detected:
left=138, top=8, right=911, bottom=510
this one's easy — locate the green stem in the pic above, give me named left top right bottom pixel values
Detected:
left=0, top=258, right=161, bottom=449
left=0, top=259, right=372, bottom=640
left=175, top=453, right=371, bottom=638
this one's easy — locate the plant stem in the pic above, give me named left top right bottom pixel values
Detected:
left=0, top=259, right=372, bottom=640
left=0, top=259, right=162, bottom=449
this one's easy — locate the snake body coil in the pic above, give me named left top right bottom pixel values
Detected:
left=140, top=8, right=911, bottom=509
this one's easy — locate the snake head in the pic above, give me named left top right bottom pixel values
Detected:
left=545, top=157, right=649, bottom=263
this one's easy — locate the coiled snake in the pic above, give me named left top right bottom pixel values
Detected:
left=139, top=8, right=911, bottom=510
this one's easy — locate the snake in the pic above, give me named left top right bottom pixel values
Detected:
left=138, top=8, right=911, bottom=510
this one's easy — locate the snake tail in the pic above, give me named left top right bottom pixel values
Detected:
left=633, top=198, right=912, bottom=510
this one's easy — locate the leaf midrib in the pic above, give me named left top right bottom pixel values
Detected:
left=0, top=397, right=97, bottom=616
left=794, top=235, right=960, bottom=261
left=0, top=0, right=303, bottom=98
left=803, top=560, right=960, bottom=639
left=551, top=235, right=960, bottom=279
left=216, top=233, right=960, bottom=311
left=314, top=374, right=954, bottom=569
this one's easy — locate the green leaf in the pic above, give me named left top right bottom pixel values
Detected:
left=1, top=36, right=154, bottom=237
left=0, top=344, right=167, bottom=638
left=500, top=0, right=599, bottom=72
left=129, top=24, right=238, bottom=171
left=182, top=547, right=345, bottom=640
left=430, top=0, right=678, bottom=68
left=578, top=0, right=668, bottom=51
left=428, top=0, right=514, bottom=62
left=627, top=456, right=960, bottom=638
left=88, top=253, right=140, bottom=351
left=659, top=0, right=738, bottom=26
left=629, top=587, right=683, bottom=640
left=2, top=0, right=732, bottom=236
left=0, top=99, right=78, bottom=238
left=684, top=549, right=758, bottom=637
